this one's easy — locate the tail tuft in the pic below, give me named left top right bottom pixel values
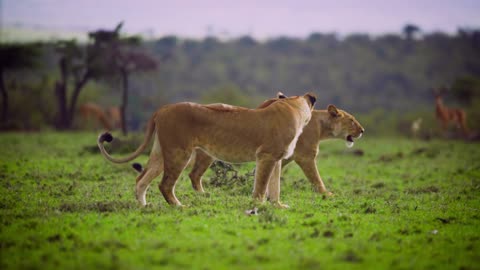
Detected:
left=132, top=163, right=143, bottom=172
left=99, top=132, right=113, bottom=143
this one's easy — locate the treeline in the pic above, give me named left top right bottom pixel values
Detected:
left=1, top=25, right=480, bottom=134
left=150, top=29, right=480, bottom=111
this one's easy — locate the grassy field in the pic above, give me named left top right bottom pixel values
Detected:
left=1, top=132, right=479, bottom=270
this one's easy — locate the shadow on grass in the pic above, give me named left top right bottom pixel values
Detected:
left=59, top=201, right=136, bottom=213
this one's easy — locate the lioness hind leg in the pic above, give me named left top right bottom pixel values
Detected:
left=136, top=137, right=164, bottom=206
left=188, top=149, right=214, bottom=192
left=159, top=150, right=192, bottom=206
left=135, top=153, right=163, bottom=206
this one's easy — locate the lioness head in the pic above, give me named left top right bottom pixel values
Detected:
left=327, top=104, right=364, bottom=148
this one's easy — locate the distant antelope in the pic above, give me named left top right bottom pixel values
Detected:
left=434, top=88, right=469, bottom=137
left=79, top=103, right=121, bottom=131
left=411, top=118, right=423, bottom=138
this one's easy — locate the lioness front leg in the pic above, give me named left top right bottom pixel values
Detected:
left=295, top=158, right=333, bottom=196
left=252, top=154, right=278, bottom=202
left=188, top=149, right=214, bottom=192
left=267, top=161, right=289, bottom=208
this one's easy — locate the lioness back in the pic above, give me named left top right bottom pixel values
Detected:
left=155, top=101, right=303, bottom=162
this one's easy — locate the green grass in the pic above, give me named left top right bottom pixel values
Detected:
left=1, top=132, right=479, bottom=270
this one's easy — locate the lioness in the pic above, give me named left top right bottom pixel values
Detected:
left=97, top=93, right=316, bottom=206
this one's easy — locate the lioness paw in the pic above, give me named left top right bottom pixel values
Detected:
left=273, top=201, right=290, bottom=209
left=322, top=192, right=334, bottom=199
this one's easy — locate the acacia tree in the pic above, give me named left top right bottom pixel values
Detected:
left=53, top=40, right=91, bottom=129
left=89, top=23, right=157, bottom=135
left=0, top=43, right=41, bottom=126
left=116, top=50, right=157, bottom=135
left=53, top=23, right=125, bottom=130
left=403, top=24, right=420, bottom=40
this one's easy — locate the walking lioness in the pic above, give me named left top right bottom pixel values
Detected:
left=97, top=93, right=316, bottom=206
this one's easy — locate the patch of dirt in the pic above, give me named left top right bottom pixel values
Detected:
left=59, top=201, right=134, bottom=213
left=102, top=239, right=129, bottom=250
left=351, top=149, right=365, bottom=156
left=47, top=234, right=62, bottom=242
left=310, top=228, right=320, bottom=238
left=436, top=217, right=455, bottom=224
left=410, top=147, right=440, bottom=158
left=364, top=206, right=376, bottom=214
left=411, top=147, right=428, bottom=155
left=371, top=182, right=385, bottom=189
left=323, top=230, right=334, bottom=238
left=369, top=233, right=382, bottom=242
left=343, top=250, right=362, bottom=263
left=378, top=152, right=404, bottom=162
left=406, top=185, right=440, bottom=194
left=333, top=149, right=365, bottom=156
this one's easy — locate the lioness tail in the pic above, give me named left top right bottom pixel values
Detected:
left=97, top=114, right=156, bottom=164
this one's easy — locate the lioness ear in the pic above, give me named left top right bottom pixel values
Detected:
left=305, top=93, right=317, bottom=107
left=327, top=104, right=339, bottom=117
left=277, top=92, right=287, bottom=99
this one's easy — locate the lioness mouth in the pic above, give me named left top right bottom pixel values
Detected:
left=346, top=135, right=354, bottom=148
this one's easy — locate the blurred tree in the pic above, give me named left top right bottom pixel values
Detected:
left=154, top=35, right=177, bottom=60
left=116, top=50, right=157, bottom=135
left=53, top=22, right=157, bottom=133
left=89, top=22, right=157, bottom=135
left=266, top=37, right=299, bottom=53
left=54, top=40, right=90, bottom=129
left=0, top=43, right=41, bottom=125
left=234, top=36, right=257, bottom=47
left=403, top=24, right=420, bottom=40
left=458, top=28, right=480, bottom=49
left=54, top=23, right=127, bottom=130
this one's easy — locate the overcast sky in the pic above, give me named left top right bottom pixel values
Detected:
left=2, top=0, right=480, bottom=39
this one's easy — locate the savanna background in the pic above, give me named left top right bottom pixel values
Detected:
left=1, top=1, right=479, bottom=269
